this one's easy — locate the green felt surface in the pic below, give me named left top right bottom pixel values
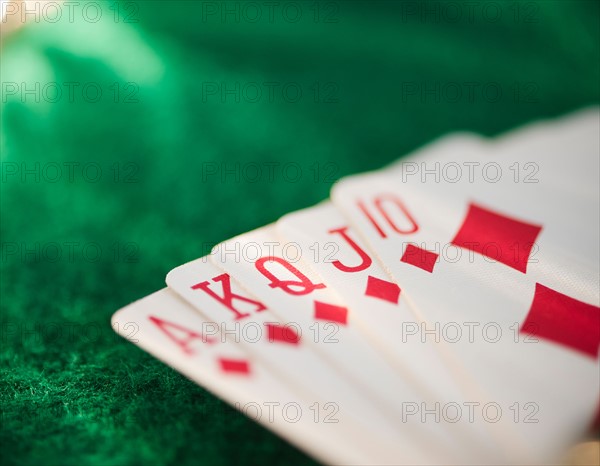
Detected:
left=1, top=1, right=599, bottom=465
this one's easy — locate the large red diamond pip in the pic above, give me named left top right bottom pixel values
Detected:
left=451, top=203, right=542, bottom=273
left=521, top=283, right=600, bottom=359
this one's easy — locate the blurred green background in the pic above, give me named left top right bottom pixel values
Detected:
left=1, top=1, right=598, bottom=465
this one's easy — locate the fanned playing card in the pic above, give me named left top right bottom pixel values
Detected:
left=112, top=108, right=599, bottom=465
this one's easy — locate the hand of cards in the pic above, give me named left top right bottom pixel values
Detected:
left=112, top=109, right=600, bottom=465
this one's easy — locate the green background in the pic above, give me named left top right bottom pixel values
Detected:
left=1, top=1, right=598, bottom=464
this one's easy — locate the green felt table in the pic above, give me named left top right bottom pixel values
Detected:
left=1, top=1, right=598, bottom=465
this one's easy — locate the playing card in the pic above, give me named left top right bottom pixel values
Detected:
left=330, top=110, right=600, bottom=463
left=166, top=257, right=455, bottom=464
left=339, top=110, right=598, bottom=301
left=112, top=288, right=382, bottom=465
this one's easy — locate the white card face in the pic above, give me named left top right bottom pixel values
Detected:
left=331, top=113, right=600, bottom=463
left=166, top=258, right=456, bottom=464
left=112, top=288, right=377, bottom=465
left=360, top=111, right=599, bottom=302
